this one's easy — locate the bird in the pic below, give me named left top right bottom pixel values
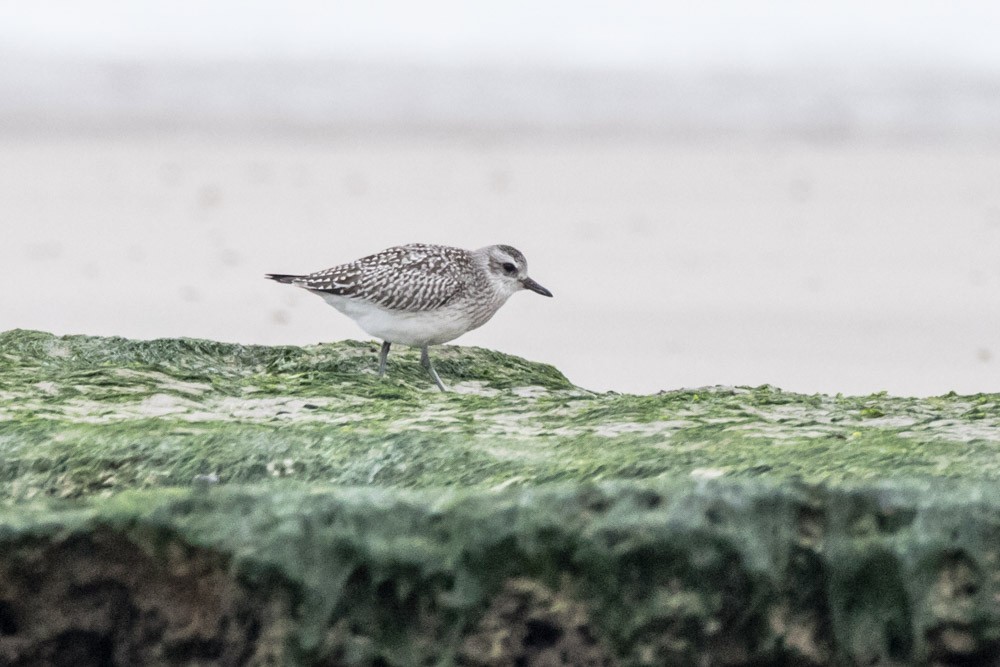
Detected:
left=266, top=243, right=552, bottom=391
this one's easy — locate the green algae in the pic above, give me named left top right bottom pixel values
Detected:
left=3, top=330, right=1000, bottom=664
left=3, top=480, right=1000, bottom=664
left=2, top=329, right=1000, bottom=501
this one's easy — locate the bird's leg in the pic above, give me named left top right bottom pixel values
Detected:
left=378, top=341, right=391, bottom=378
left=420, top=346, right=448, bottom=392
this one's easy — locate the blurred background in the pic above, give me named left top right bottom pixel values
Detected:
left=2, top=1, right=999, bottom=395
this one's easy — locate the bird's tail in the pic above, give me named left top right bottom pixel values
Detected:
left=264, top=273, right=302, bottom=284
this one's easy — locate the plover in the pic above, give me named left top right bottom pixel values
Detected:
left=266, top=243, right=552, bottom=391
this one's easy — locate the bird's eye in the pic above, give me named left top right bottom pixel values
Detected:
left=502, top=262, right=517, bottom=274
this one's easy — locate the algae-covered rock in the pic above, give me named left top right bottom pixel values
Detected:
left=2, top=329, right=999, bottom=500
left=2, top=330, right=1000, bottom=665
left=2, top=482, right=1000, bottom=665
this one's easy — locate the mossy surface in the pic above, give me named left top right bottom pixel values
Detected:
left=1, top=329, right=999, bottom=501
left=2, top=330, right=1000, bottom=664
left=3, top=481, right=1000, bottom=665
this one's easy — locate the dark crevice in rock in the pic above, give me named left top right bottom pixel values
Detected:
left=0, top=599, right=19, bottom=636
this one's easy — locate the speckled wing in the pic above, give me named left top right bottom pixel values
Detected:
left=293, top=244, right=469, bottom=311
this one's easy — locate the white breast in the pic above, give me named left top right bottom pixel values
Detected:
left=318, top=293, right=486, bottom=346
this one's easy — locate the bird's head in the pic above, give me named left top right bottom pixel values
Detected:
left=479, top=244, right=553, bottom=299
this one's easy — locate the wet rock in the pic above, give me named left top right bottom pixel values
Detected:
left=0, top=483, right=998, bottom=664
left=2, top=330, right=1000, bottom=664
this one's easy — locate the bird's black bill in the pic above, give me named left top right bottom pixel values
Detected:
left=521, top=277, right=553, bottom=297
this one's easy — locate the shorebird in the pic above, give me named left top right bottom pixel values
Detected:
left=266, top=243, right=552, bottom=391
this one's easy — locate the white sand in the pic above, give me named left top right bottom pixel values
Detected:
left=1, top=134, right=998, bottom=395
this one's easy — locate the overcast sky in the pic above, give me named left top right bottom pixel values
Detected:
left=2, top=1, right=1000, bottom=69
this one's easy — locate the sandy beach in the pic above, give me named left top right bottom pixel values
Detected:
left=2, top=133, right=998, bottom=395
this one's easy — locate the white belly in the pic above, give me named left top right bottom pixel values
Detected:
left=318, top=293, right=481, bottom=346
